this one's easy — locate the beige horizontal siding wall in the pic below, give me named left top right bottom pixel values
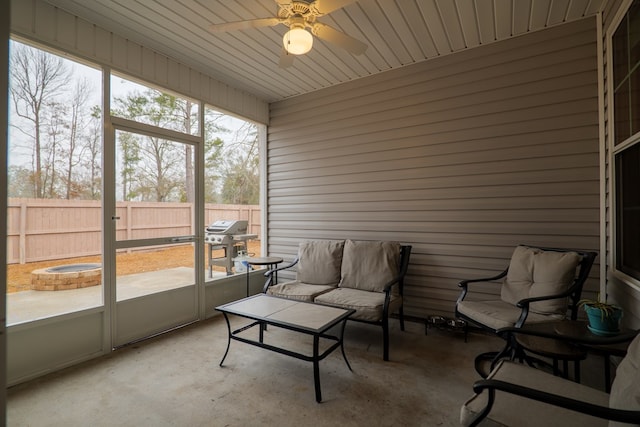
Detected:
left=10, top=0, right=269, bottom=124
left=268, top=17, right=601, bottom=319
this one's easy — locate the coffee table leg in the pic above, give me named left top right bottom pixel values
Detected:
left=313, top=335, right=322, bottom=403
left=219, top=313, right=232, bottom=367
left=340, top=319, right=352, bottom=371
left=259, top=321, right=264, bottom=343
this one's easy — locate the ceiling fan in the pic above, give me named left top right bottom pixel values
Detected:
left=208, top=0, right=368, bottom=67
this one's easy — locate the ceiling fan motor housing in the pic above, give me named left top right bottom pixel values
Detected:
left=278, top=1, right=321, bottom=24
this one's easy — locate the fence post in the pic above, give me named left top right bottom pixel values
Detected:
left=248, top=206, right=255, bottom=235
left=127, top=203, right=132, bottom=254
left=190, top=203, right=194, bottom=236
left=19, top=202, right=26, bottom=264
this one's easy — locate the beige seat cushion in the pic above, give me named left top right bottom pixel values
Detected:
left=609, top=334, right=640, bottom=427
left=265, top=281, right=335, bottom=302
left=456, top=299, right=560, bottom=331
left=314, top=287, right=402, bottom=322
left=501, top=246, right=581, bottom=316
left=460, top=360, right=610, bottom=427
left=266, top=240, right=343, bottom=302
left=338, top=240, right=401, bottom=292
left=296, top=240, right=345, bottom=285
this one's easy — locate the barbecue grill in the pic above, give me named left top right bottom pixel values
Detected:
left=205, top=220, right=257, bottom=276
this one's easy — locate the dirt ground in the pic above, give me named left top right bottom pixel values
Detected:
left=7, top=240, right=261, bottom=293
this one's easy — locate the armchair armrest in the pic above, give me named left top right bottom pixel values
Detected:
left=471, top=379, right=640, bottom=425
left=513, top=282, right=583, bottom=327
left=382, top=273, right=403, bottom=293
left=459, top=270, right=508, bottom=287
left=516, top=291, right=572, bottom=307
left=457, top=269, right=508, bottom=303
left=382, top=245, right=412, bottom=314
left=262, top=258, right=299, bottom=292
left=382, top=245, right=412, bottom=293
left=263, top=258, right=299, bottom=278
left=381, top=273, right=406, bottom=319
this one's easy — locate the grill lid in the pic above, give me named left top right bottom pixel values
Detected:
left=206, top=219, right=248, bottom=235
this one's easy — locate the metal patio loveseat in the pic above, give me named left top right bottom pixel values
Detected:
left=263, top=239, right=412, bottom=361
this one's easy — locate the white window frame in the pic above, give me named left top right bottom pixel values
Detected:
left=606, top=0, right=640, bottom=293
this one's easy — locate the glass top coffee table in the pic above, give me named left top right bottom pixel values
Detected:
left=215, top=294, right=355, bottom=402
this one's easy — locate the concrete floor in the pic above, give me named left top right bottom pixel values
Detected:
left=7, top=316, right=507, bottom=427
left=7, top=316, right=609, bottom=427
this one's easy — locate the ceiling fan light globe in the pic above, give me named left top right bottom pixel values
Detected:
left=283, top=28, right=313, bottom=55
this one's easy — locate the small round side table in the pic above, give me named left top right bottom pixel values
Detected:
left=244, top=256, right=283, bottom=296
left=515, top=334, right=587, bottom=381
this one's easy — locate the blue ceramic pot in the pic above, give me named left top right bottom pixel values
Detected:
left=584, top=304, right=623, bottom=336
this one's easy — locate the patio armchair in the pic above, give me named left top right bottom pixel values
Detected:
left=455, top=245, right=597, bottom=375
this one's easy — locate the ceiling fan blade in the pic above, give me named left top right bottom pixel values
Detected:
left=312, top=22, right=367, bottom=55
left=209, top=17, right=283, bottom=33
left=312, top=0, right=358, bottom=15
left=278, top=48, right=295, bottom=68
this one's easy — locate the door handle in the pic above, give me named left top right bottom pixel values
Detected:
left=171, top=236, right=195, bottom=243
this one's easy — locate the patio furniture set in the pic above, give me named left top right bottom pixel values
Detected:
left=215, top=241, right=640, bottom=425
left=217, top=239, right=411, bottom=402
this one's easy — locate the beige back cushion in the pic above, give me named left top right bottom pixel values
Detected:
left=501, top=245, right=581, bottom=316
left=609, top=333, right=640, bottom=427
left=296, top=240, right=345, bottom=285
left=339, top=240, right=401, bottom=292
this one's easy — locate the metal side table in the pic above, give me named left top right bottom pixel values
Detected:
left=244, top=256, right=283, bottom=296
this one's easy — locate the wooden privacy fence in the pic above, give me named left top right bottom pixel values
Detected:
left=6, top=198, right=261, bottom=265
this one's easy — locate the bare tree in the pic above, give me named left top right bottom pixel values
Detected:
left=45, top=100, right=64, bottom=197
left=117, top=130, right=141, bottom=201
left=203, top=109, right=227, bottom=202
left=113, top=90, right=198, bottom=202
left=219, top=121, right=259, bottom=204
left=83, top=106, right=102, bottom=199
left=62, top=78, right=91, bottom=198
left=10, top=43, right=70, bottom=198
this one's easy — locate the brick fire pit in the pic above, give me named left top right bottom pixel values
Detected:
left=31, top=263, right=102, bottom=291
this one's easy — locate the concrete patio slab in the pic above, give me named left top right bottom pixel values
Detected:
left=7, top=267, right=227, bottom=324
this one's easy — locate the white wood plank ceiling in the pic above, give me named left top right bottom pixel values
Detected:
left=42, top=0, right=605, bottom=103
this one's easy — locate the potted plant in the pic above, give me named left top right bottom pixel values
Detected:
left=579, top=297, right=623, bottom=336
